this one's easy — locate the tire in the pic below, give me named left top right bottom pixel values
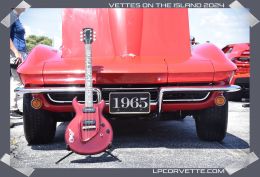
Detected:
left=195, top=100, right=228, bottom=142
left=23, top=94, right=56, bottom=144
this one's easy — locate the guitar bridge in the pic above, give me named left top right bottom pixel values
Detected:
left=82, top=125, right=96, bottom=130
left=82, top=120, right=96, bottom=130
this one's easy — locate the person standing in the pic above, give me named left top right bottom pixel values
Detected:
left=10, top=8, right=27, bottom=118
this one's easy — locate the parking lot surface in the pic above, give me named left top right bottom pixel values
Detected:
left=10, top=101, right=249, bottom=168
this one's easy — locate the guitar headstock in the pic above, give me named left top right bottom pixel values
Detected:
left=80, top=28, right=96, bottom=44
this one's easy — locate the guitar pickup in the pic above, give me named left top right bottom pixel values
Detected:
left=83, top=120, right=96, bottom=126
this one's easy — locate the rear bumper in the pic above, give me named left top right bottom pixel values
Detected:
left=15, top=85, right=240, bottom=113
left=158, top=85, right=240, bottom=112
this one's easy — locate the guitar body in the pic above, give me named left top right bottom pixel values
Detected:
left=65, top=98, right=113, bottom=155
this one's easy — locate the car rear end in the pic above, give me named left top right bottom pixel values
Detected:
left=16, top=8, right=240, bottom=144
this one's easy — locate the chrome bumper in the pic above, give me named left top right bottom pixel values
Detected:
left=15, top=87, right=102, bottom=103
left=158, top=85, right=240, bottom=112
left=15, top=85, right=240, bottom=113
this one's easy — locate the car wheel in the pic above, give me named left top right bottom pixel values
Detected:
left=195, top=100, right=228, bottom=142
left=23, top=94, right=56, bottom=144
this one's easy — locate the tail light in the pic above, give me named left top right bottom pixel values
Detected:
left=231, top=57, right=250, bottom=63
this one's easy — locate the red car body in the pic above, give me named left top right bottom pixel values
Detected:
left=17, top=8, right=238, bottom=114
left=222, top=43, right=250, bottom=98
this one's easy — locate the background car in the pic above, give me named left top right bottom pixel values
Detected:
left=222, top=43, right=250, bottom=101
left=16, top=8, right=239, bottom=145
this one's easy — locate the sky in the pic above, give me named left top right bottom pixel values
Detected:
left=20, top=8, right=62, bottom=49
left=189, top=8, right=249, bottom=47
left=19, top=8, right=249, bottom=49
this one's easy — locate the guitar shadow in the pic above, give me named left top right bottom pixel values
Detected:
left=70, top=150, right=120, bottom=163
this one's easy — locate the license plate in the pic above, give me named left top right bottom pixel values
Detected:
left=109, top=92, right=150, bottom=114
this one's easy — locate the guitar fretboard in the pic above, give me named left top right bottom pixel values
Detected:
left=84, top=43, right=94, bottom=108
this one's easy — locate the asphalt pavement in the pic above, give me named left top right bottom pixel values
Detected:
left=10, top=101, right=249, bottom=168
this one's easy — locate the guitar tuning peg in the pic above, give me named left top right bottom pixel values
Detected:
left=94, top=31, right=96, bottom=35
left=80, top=34, right=83, bottom=38
left=80, top=38, right=83, bottom=42
left=80, top=31, right=83, bottom=34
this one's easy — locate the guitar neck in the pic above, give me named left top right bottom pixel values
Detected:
left=84, top=43, right=94, bottom=108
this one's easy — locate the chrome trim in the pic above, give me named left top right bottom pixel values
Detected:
left=46, top=93, right=99, bottom=104
left=46, top=94, right=81, bottom=104
left=15, top=87, right=102, bottom=103
left=163, top=92, right=211, bottom=102
left=160, top=85, right=240, bottom=93
left=102, top=87, right=159, bottom=103
left=158, top=85, right=241, bottom=112
left=102, top=88, right=158, bottom=91
left=15, top=85, right=241, bottom=114
left=229, top=71, right=235, bottom=84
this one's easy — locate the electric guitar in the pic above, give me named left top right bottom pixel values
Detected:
left=65, top=28, right=113, bottom=155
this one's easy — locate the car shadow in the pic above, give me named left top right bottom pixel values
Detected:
left=111, top=117, right=249, bottom=150
left=31, top=116, right=249, bottom=151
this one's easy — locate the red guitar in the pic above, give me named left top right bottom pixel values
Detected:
left=65, top=28, right=113, bottom=155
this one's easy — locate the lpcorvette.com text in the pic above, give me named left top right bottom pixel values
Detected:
left=153, top=168, right=225, bottom=174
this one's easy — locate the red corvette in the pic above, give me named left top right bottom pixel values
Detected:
left=16, top=9, right=240, bottom=145
left=222, top=43, right=250, bottom=100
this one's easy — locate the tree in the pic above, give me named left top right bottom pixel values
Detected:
left=26, top=35, right=53, bottom=52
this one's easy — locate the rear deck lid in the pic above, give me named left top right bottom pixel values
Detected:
left=43, top=57, right=168, bottom=85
